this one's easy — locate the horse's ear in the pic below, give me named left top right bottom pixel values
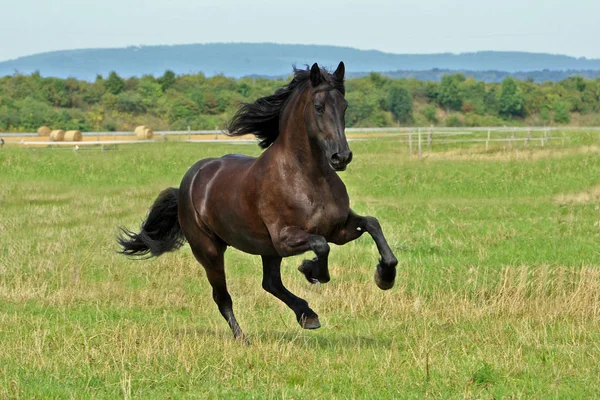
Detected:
left=310, top=63, right=321, bottom=87
left=333, top=61, right=345, bottom=80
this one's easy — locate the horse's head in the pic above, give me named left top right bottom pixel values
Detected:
left=305, top=62, right=352, bottom=171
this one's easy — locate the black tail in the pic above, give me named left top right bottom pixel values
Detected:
left=117, top=187, right=186, bottom=258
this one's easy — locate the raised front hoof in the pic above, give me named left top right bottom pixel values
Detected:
left=298, top=259, right=318, bottom=284
left=298, top=259, right=330, bottom=284
left=298, top=314, right=321, bottom=329
left=374, top=264, right=396, bottom=291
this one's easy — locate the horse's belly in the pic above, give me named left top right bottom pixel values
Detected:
left=214, top=221, right=277, bottom=256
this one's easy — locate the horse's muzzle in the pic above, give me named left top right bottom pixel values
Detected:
left=330, top=151, right=353, bottom=171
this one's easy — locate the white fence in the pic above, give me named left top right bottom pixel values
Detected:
left=4, top=126, right=600, bottom=138
left=3, top=126, right=598, bottom=152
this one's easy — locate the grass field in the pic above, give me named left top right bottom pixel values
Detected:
left=1, top=134, right=600, bottom=398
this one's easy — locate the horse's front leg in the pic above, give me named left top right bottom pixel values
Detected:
left=331, top=211, right=398, bottom=290
left=273, top=226, right=331, bottom=283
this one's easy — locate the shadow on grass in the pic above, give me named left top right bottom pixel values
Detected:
left=169, top=324, right=392, bottom=349
left=255, top=329, right=393, bottom=349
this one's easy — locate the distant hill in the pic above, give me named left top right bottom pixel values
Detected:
left=1, top=43, right=600, bottom=81
left=348, top=69, right=600, bottom=83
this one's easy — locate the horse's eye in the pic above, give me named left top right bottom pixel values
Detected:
left=315, top=104, right=325, bottom=114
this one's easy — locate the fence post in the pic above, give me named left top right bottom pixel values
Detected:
left=510, top=128, right=515, bottom=149
left=188, top=125, right=191, bottom=141
left=418, top=128, right=422, bottom=159
left=408, top=131, right=413, bottom=157
left=428, top=125, right=432, bottom=151
left=486, top=129, right=490, bottom=151
left=525, top=129, right=531, bottom=148
left=541, top=128, right=545, bottom=147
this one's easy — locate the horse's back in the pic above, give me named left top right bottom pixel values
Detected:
left=221, top=154, right=255, bottom=160
left=180, top=154, right=255, bottom=187
left=179, top=155, right=256, bottom=210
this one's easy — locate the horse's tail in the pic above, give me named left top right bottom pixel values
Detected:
left=117, top=187, right=186, bottom=258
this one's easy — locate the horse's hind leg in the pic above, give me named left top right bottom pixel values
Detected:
left=261, top=256, right=321, bottom=329
left=188, top=236, right=246, bottom=341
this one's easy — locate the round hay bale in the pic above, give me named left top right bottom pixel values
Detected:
left=134, top=125, right=146, bottom=137
left=143, top=127, right=154, bottom=140
left=49, top=129, right=65, bottom=142
left=64, top=130, right=82, bottom=142
left=135, top=125, right=153, bottom=140
left=37, top=126, right=51, bottom=136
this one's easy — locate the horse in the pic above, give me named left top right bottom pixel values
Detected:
left=118, top=62, right=398, bottom=340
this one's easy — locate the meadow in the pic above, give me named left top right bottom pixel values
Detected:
left=1, top=133, right=600, bottom=398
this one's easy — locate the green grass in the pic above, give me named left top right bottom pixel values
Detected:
left=1, top=135, right=600, bottom=398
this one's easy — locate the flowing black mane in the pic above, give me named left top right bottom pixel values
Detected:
left=227, top=65, right=345, bottom=149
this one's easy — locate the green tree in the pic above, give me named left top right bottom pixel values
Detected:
left=368, top=72, right=387, bottom=89
left=345, top=91, right=377, bottom=127
left=105, top=71, right=125, bottom=95
left=117, top=92, right=145, bottom=113
left=165, top=94, right=200, bottom=125
left=445, top=113, right=463, bottom=127
left=159, top=70, right=176, bottom=92
left=136, top=77, right=163, bottom=110
left=41, top=78, right=69, bottom=107
left=422, top=105, right=438, bottom=124
left=498, top=78, right=525, bottom=117
left=484, top=87, right=499, bottom=114
left=461, top=79, right=486, bottom=114
left=388, top=86, right=413, bottom=124
left=553, top=100, right=571, bottom=124
left=438, top=74, right=465, bottom=112
left=540, top=107, right=551, bottom=124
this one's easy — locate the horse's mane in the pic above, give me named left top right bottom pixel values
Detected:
left=226, top=66, right=345, bottom=149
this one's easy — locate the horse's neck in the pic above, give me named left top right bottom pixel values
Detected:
left=272, top=90, right=330, bottom=175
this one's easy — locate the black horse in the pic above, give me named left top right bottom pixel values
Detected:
left=118, top=62, right=397, bottom=340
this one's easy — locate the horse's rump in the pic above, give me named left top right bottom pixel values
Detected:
left=178, top=155, right=276, bottom=255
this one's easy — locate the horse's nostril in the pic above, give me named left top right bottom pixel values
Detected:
left=331, top=152, right=352, bottom=165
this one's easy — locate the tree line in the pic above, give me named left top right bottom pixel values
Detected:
left=1, top=70, right=600, bottom=133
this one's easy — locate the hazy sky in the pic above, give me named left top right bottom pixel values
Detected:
left=2, top=0, right=599, bottom=61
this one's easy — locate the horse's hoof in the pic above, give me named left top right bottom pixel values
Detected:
left=299, top=315, right=321, bottom=329
left=233, top=330, right=252, bottom=345
left=235, top=335, right=252, bottom=345
left=298, top=259, right=318, bottom=284
left=374, top=266, right=395, bottom=290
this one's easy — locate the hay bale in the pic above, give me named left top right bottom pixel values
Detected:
left=37, top=126, right=51, bottom=136
left=143, top=127, right=154, bottom=140
left=134, top=125, right=145, bottom=137
left=134, top=125, right=153, bottom=140
left=64, top=130, right=82, bottom=142
left=49, top=129, right=65, bottom=142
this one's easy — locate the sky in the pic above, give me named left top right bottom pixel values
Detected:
left=2, top=0, right=599, bottom=62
